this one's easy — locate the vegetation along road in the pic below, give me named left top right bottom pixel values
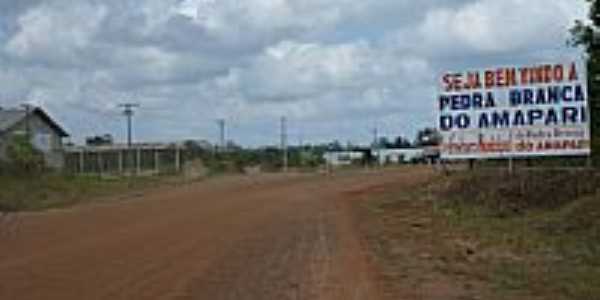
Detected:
left=3, top=166, right=597, bottom=299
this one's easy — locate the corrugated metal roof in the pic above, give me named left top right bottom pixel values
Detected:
left=0, top=107, right=69, bottom=137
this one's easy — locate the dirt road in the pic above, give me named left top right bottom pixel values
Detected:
left=0, top=168, right=433, bottom=300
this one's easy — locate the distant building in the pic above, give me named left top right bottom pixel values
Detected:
left=373, top=148, right=425, bottom=165
left=323, top=151, right=365, bottom=166
left=373, top=146, right=440, bottom=165
left=0, top=106, right=69, bottom=169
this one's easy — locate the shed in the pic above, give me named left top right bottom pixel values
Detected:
left=0, top=106, right=69, bottom=169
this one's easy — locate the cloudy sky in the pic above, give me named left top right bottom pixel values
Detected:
left=0, top=0, right=589, bottom=146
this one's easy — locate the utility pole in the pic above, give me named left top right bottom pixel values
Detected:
left=217, top=119, right=226, bottom=152
left=281, top=116, right=288, bottom=172
left=372, top=127, right=379, bottom=167
left=119, top=103, right=140, bottom=148
left=119, top=103, right=139, bottom=177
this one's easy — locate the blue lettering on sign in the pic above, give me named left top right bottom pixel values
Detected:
left=535, top=89, right=546, bottom=104
left=439, top=92, right=496, bottom=111
left=509, top=85, right=586, bottom=106
left=510, top=90, right=521, bottom=106
left=528, top=109, right=544, bottom=125
left=445, top=106, right=587, bottom=130
left=472, top=93, right=483, bottom=108
left=523, top=89, right=534, bottom=105
left=439, top=95, right=450, bottom=111
left=575, top=85, right=585, bottom=102
left=478, top=113, right=490, bottom=128
left=449, top=94, right=470, bottom=111
left=492, top=111, right=511, bottom=128
left=456, top=113, right=470, bottom=129
left=563, top=107, right=578, bottom=123
left=513, top=110, right=526, bottom=126
left=548, top=86, right=560, bottom=103
left=545, top=108, right=559, bottom=126
left=440, top=115, right=453, bottom=131
left=439, top=114, right=471, bottom=130
left=563, top=86, right=573, bottom=102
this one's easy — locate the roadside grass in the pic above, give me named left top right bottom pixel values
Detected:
left=0, top=174, right=174, bottom=212
left=435, top=170, right=600, bottom=299
left=360, top=169, right=600, bottom=300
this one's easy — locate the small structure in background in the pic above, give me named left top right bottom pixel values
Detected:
left=322, top=128, right=442, bottom=168
left=372, top=147, right=440, bottom=165
left=0, top=105, right=69, bottom=169
left=65, top=143, right=183, bottom=176
left=323, top=151, right=366, bottom=167
left=374, top=148, right=425, bottom=164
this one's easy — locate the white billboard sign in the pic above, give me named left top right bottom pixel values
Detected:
left=438, top=61, right=590, bottom=159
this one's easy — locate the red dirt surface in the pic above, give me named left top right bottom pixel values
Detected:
left=0, top=168, right=433, bottom=300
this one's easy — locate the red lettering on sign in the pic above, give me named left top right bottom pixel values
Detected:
left=568, top=62, right=578, bottom=81
left=485, top=71, right=495, bottom=88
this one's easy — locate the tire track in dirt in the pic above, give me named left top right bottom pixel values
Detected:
left=0, top=168, right=433, bottom=300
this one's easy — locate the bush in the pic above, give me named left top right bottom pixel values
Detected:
left=438, top=169, right=600, bottom=217
left=5, top=135, right=45, bottom=176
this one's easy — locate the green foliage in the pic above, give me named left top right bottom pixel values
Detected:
left=415, top=127, right=441, bottom=147
left=571, top=0, right=600, bottom=163
left=0, top=174, right=166, bottom=212
left=433, top=169, right=600, bottom=299
left=182, top=145, right=325, bottom=175
left=5, top=135, right=45, bottom=175
left=439, top=169, right=600, bottom=216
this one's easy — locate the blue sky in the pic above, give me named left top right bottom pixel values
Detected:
left=0, top=0, right=588, bottom=146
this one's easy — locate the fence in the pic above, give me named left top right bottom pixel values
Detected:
left=64, top=145, right=183, bottom=176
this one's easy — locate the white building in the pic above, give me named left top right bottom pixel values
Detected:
left=323, top=151, right=365, bottom=166
left=373, top=148, right=425, bottom=165
left=0, top=106, right=69, bottom=169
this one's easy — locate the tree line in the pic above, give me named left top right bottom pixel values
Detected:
left=571, top=0, right=600, bottom=163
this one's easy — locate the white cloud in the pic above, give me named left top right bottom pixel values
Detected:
left=0, top=0, right=589, bottom=146
left=416, top=0, right=586, bottom=54
left=230, top=40, right=431, bottom=103
left=6, top=2, right=107, bottom=61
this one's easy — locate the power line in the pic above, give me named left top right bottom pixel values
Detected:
left=118, top=103, right=140, bottom=148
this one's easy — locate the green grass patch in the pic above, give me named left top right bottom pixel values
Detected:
left=360, top=168, right=600, bottom=300
left=432, top=169, right=600, bottom=300
left=0, top=174, right=172, bottom=212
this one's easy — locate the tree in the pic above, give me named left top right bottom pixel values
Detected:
left=393, top=136, right=412, bottom=149
left=415, top=127, right=441, bottom=147
left=6, top=135, right=45, bottom=175
left=571, top=0, right=600, bottom=162
left=85, top=134, right=114, bottom=146
left=328, top=140, right=343, bottom=151
left=375, top=137, right=393, bottom=149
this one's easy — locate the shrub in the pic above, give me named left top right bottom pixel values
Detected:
left=438, top=169, right=600, bottom=217
left=5, top=135, right=45, bottom=176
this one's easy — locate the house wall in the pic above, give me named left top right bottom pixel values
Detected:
left=1, top=114, right=65, bottom=169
